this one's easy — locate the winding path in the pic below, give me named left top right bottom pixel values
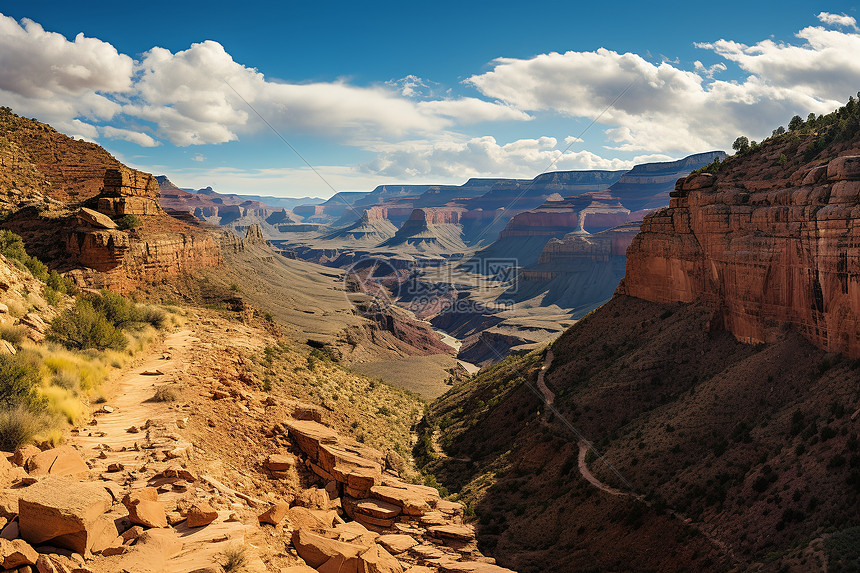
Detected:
left=536, top=348, right=555, bottom=406
left=538, top=347, right=737, bottom=563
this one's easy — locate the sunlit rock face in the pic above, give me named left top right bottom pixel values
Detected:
left=622, top=155, right=860, bottom=357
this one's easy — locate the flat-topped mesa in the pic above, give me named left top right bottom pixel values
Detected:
left=499, top=191, right=630, bottom=238
left=621, top=154, right=860, bottom=357
left=405, top=207, right=463, bottom=225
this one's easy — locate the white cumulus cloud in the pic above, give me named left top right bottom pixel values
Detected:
left=125, top=40, right=530, bottom=146
left=100, top=126, right=160, bottom=147
left=466, top=31, right=858, bottom=154
left=817, top=11, right=858, bottom=29
left=0, top=14, right=132, bottom=128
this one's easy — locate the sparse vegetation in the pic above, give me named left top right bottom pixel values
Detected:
left=220, top=544, right=247, bottom=572
left=0, top=353, right=46, bottom=410
left=0, top=406, right=51, bottom=451
left=48, top=291, right=168, bottom=351
left=48, top=299, right=128, bottom=351
left=151, top=387, right=178, bottom=402
left=0, top=229, right=49, bottom=281
left=116, top=214, right=142, bottom=230
left=0, top=324, right=28, bottom=347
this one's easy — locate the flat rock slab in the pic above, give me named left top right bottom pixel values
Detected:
left=378, top=534, right=418, bottom=555
left=18, top=476, right=112, bottom=554
left=292, top=528, right=365, bottom=569
left=285, top=420, right=339, bottom=459
left=370, top=485, right=433, bottom=516
left=433, top=560, right=518, bottom=573
left=26, top=446, right=88, bottom=478
left=354, top=499, right=401, bottom=520
left=428, top=524, right=474, bottom=542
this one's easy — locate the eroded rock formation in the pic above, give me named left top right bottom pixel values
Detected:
left=622, top=153, right=860, bottom=357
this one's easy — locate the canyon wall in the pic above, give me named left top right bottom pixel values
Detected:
left=622, top=154, right=860, bottom=357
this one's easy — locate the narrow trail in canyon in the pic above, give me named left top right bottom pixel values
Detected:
left=72, top=327, right=268, bottom=573
left=538, top=348, right=739, bottom=565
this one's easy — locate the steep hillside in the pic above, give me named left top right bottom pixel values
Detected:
left=0, top=109, right=224, bottom=293
left=0, top=107, right=121, bottom=204
left=423, top=99, right=860, bottom=572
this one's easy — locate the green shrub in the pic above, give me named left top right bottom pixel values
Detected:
left=83, top=291, right=166, bottom=330
left=0, top=230, right=48, bottom=281
left=46, top=270, right=77, bottom=296
left=136, top=305, right=167, bottom=330
left=47, top=300, right=128, bottom=351
left=44, top=286, right=60, bottom=307
left=87, top=291, right=140, bottom=328
left=116, top=214, right=142, bottom=230
left=0, top=354, right=45, bottom=409
left=0, top=406, right=48, bottom=451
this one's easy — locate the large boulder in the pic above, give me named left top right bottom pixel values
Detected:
left=185, top=502, right=218, bottom=528
left=0, top=455, right=25, bottom=488
left=285, top=420, right=339, bottom=459
left=369, top=483, right=437, bottom=516
left=122, top=488, right=167, bottom=528
left=827, top=155, right=860, bottom=181
left=258, top=502, right=290, bottom=525
left=17, top=477, right=112, bottom=554
left=11, top=445, right=40, bottom=468
left=76, top=207, right=118, bottom=230
left=26, top=446, right=88, bottom=478
left=377, top=534, right=418, bottom=555
left=358, top=544, right=403, bottom=573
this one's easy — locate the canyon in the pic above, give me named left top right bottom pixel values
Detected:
left=3, top=92, right=860, bottom=573
left=420, top=101, right=860, bottom=572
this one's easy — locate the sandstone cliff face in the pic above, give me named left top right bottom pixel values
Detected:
left=622, top=152, right=860, bottom=357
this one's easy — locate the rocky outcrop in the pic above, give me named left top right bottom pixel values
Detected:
left=159, top=179, right=302, bottom=234
left=0, top=107, right=121, bottom=204
left=524, top=223, right=639, bottom=280
left=281, top=419, right=514, bottom=571
left=318, top=208, right=399, bottom=244
left=622, top=153, right=860, bottom=357
left=18, top=477, right=113, bottom=554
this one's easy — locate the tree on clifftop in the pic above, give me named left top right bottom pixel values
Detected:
left=732, top=136, right=750, bottom=154
left=788, top=115, right=804, bottom=131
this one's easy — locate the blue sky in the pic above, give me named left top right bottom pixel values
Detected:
left=1, top=1, right=859, bottom=198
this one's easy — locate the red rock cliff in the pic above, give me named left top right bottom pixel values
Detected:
left=621, top=153, right=860, bottom=357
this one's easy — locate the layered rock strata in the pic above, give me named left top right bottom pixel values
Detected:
left=282, top=419, right=514, bottom=571
left=622, top=154, right=860, bottom=357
